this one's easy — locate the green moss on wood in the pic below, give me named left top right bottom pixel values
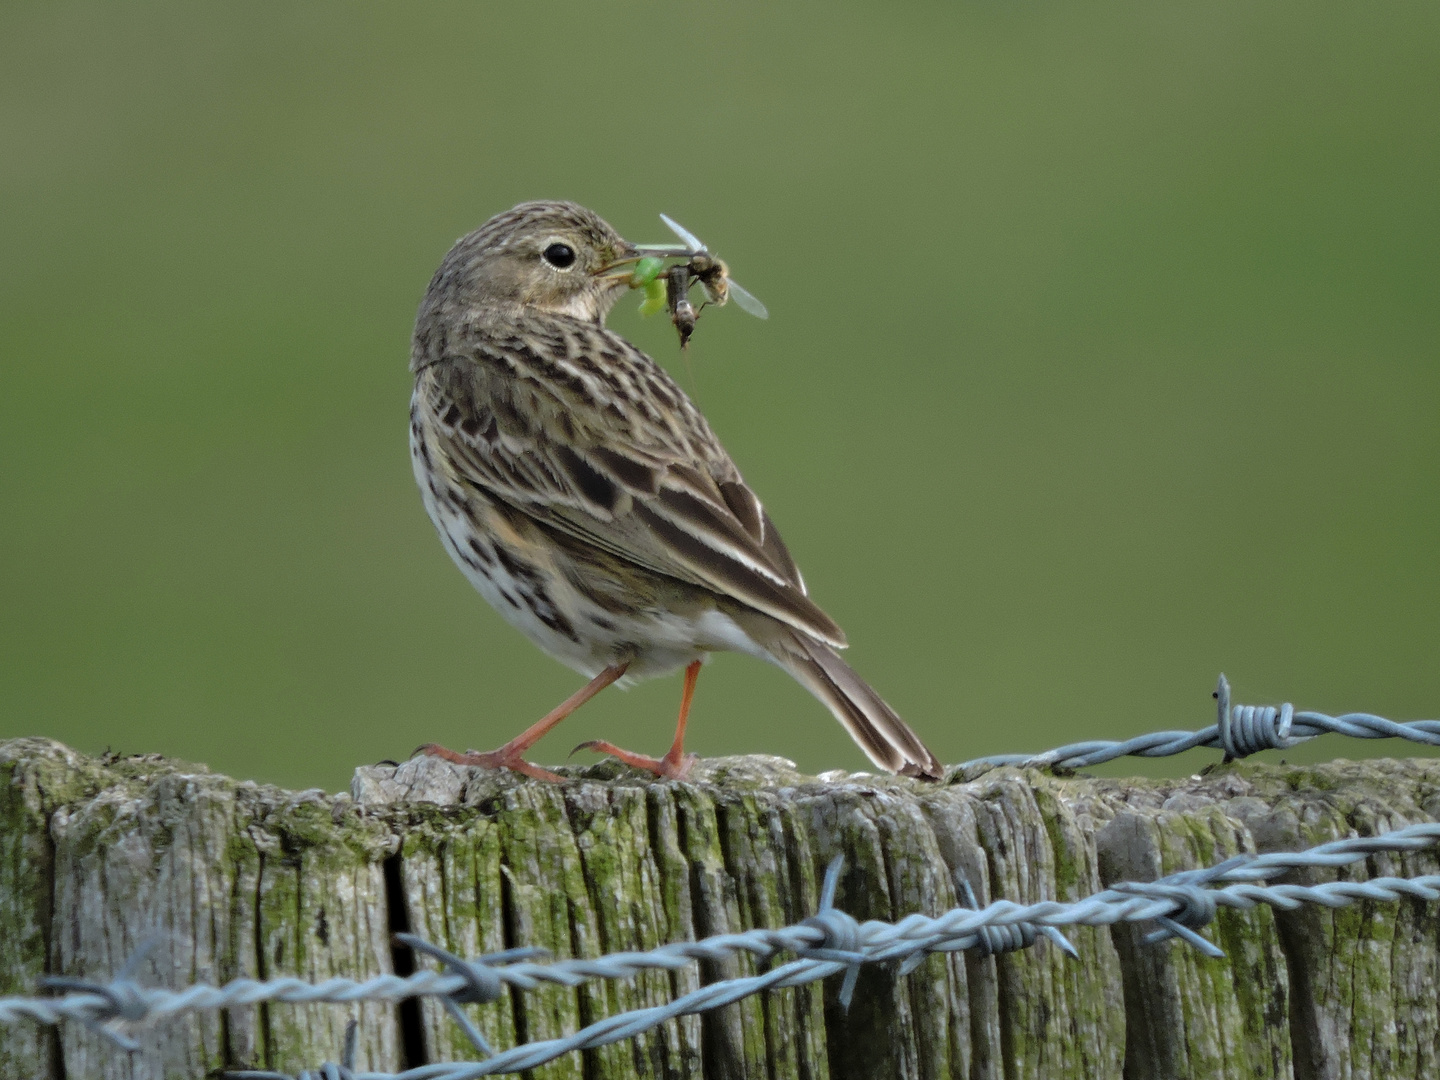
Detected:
left=3, top=742, right=1439, bottom=1080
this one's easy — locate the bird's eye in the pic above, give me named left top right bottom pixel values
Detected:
left=542, top=243, right=576, bottom=269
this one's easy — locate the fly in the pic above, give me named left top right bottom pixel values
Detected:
left=629, top=214, right=770, bottom=348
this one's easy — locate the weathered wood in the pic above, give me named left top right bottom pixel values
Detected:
left=1, top=738, right=1438, bottom=1080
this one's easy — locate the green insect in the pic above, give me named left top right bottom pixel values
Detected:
left=627, top=256, right=670, bottom=316
left=638, top=280, right=668, bottom=317
left=629, top=255, right=666, bottom=288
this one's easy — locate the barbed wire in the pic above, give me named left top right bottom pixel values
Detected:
left=226, top=1020, right=359, bottom=1080
left=3, top=821, right=1437, bottom=1078
left=960, top=673, right=1440, bottom=771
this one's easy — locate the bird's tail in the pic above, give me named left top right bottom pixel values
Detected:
left=774, top=631, right=944, bottom=781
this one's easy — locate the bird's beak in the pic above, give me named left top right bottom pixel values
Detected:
left=593, top=240, right=699, bottom=285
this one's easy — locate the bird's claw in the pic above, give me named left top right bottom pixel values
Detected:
left=414, top=742, right=566, bottom=783
left=571, top=739, right=696, bottom=780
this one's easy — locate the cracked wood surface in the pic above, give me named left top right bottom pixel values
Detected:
left=1, top=737, right=1438, bottom=1079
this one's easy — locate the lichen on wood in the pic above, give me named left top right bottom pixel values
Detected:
left=2, top=738, right=1438, bottom=1080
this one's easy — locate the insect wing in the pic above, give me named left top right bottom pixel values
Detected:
left=660, top=212, right=768, bottom=318
left=659, top=213, right=706, bottom=253
left=727, top=279, right=769, bottom=319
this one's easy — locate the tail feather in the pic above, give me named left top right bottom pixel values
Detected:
left=778, top=632, right=943, bottom=781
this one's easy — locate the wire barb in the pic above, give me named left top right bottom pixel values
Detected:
left=797, top=856, right=866, bottom=1007
left=1217, top=673, right=1297, bottom=759
left=961, top=673, right=1440, bottom=771
left=395, top=935, right=549, bottom=1056
left=222, top=1017, right=360, bottom=1080
left=35, top=934, right=164, bottom=1051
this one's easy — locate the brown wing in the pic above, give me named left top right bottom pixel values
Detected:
left=416, top=315, right=846, bottom=648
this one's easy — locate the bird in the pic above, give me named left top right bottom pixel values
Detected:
left=409, top=200, right=943, bottom=782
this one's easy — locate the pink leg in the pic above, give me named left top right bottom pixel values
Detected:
left=576, top=659, right=701, bottom=780
left=416, top=662, right=630, bottom=783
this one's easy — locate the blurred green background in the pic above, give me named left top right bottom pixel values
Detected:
left=2, top=2, right=1437, bottom=793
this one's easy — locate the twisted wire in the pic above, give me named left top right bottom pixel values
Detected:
left=964, top=673, right=1440, bottom=770
left=0, top=926, right=856, bottom=1037
left=247, top=842, right=1440, bottom=1080
left=1, top=820, right=1434, bottom=1079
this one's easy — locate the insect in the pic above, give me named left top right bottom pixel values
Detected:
left=659, top=213, right=769, bottom=320
left=632, top=214, right=769, bottom=348
left=665, top=263, right=698, bottom=348
left=629, top=256, right=670, bottom=317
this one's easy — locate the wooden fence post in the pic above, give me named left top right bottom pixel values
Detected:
left=2, top=738, right=1437, bottom=1079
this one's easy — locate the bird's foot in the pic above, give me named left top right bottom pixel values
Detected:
left=572, top=739, right=697, bottom=781
left=409, top=664, right=631, bottom=783
left=413, top=742, right=566, bottom=784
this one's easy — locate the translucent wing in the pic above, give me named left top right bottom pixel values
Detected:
left=727, top=279, right=769, bottom=319
left=660, top=212, right=768, bottom=319
left=660, top=213, right=706, bottom=253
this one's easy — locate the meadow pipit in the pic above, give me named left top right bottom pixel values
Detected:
left=410, top=201, right=942, bottom=781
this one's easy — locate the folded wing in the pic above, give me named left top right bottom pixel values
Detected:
left=418, top=322, right=847, bottom=649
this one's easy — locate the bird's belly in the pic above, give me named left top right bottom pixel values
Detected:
left=414, top=475, right=596, bottom=667
left=617, top=607, right=771, bottom=681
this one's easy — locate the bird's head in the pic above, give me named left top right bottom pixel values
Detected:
left=421, top=200, right=664, bottom=325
